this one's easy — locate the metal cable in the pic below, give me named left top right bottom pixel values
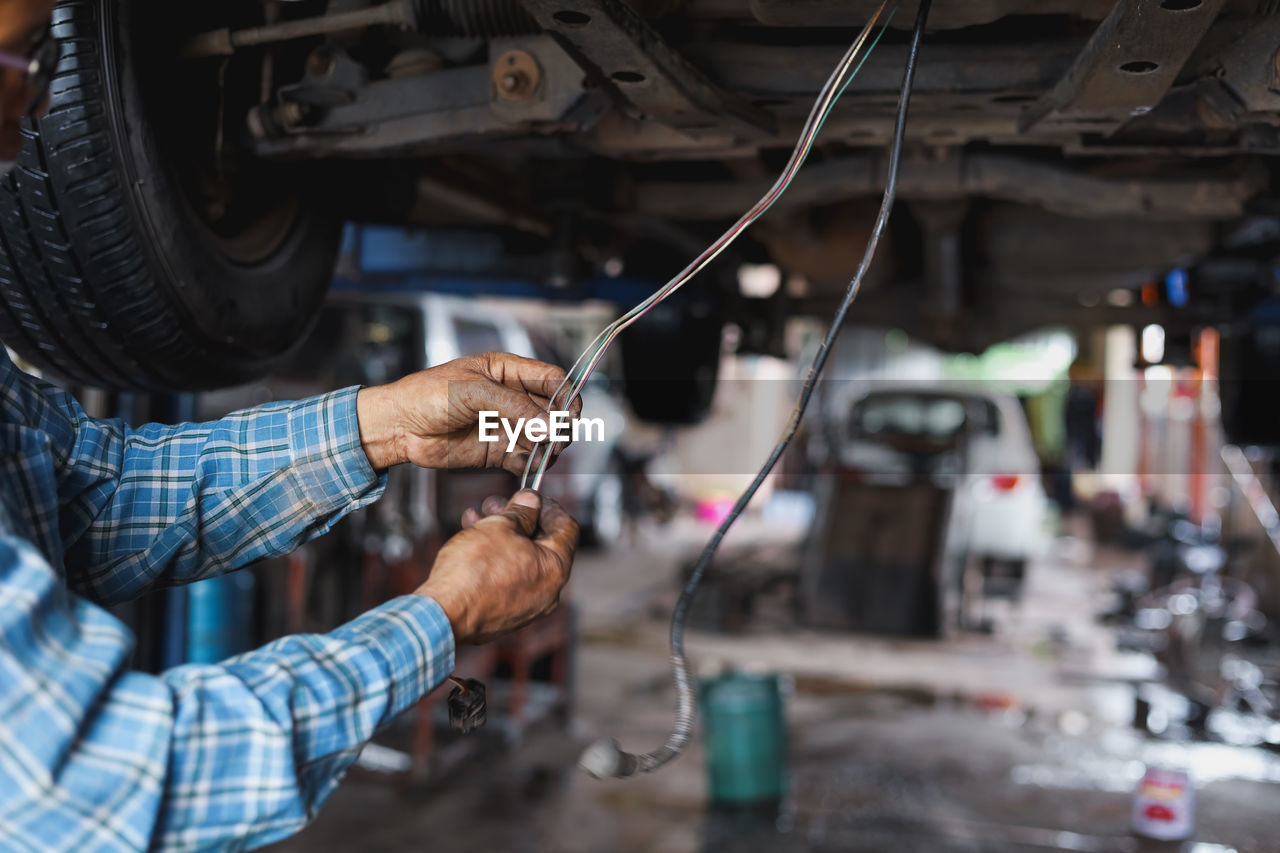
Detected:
left=578, top=0, right=933, bottom=779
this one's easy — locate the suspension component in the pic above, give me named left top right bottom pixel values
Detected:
left=447, top=678, right=488, bottom=734
left=418, top=0, right=538, bottom=36
left=183, top=0, right=538, bottom=60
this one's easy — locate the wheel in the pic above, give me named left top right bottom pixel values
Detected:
left=620, top=287, right=723, bottom=425
left=0, top=0, right=341, bottom=391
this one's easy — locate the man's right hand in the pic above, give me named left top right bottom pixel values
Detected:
left=416, top=490, right=578, bottom=645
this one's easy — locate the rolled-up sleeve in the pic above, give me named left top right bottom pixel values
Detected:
left=2, top=355, right=386, bottom=603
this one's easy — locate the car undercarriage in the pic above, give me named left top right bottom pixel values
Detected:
left=178, top=0, right=1280, bottom=354
left=4, top=0, right=1279, bottom=398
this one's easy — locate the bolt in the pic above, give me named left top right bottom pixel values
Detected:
left=492, top=49, right=541, bottom=100
left=502, top=71, right=526, bottom=93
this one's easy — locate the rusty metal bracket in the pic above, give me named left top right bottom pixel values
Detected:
left=250, top=35, right=601, bottom=157
left=516, top=0, right=775, bottom=140
left=1020, top=0, right=1223, bottom=136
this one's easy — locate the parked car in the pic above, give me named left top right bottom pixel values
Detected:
left=837, top=385, right=1047, bottom=622
left=8, top=0, right=1280, bottom=441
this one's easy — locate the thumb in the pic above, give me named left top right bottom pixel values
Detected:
left=494, top=489, right=541, bottom=538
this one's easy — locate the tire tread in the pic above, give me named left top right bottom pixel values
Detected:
left=0, top=0, right=338, bottom=391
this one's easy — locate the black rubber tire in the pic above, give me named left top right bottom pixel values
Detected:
left=620, top=289, right=723, bottom=425
left=0, top=0, right=341, bottom=391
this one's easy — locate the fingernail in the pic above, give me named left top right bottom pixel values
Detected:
left=511, top=489, right=540, bottom=509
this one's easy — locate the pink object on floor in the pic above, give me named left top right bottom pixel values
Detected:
left=695, top=497, right=736, bottom=525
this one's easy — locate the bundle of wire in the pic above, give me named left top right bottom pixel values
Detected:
left=571, top=0, right=933, bottom=778
left=520, top=0, right=897, bottom=492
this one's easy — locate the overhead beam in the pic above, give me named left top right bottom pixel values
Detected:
left=632, top=153, right=1264, bottom=221
left=517, top=0, right=775, bottom=140
left=685, top=39, right=1084, bottom=98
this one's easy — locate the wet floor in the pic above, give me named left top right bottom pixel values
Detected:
left=270, top=521, right=1280, bottom=852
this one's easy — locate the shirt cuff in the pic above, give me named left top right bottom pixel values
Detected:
left=331, top=595, right=457, bottom=719
left=286, top=386, right=386, bottom=513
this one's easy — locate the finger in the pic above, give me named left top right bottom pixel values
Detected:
left=481, top=495, right=506, bottom=516
left=458, top=379, right=550, bottom=423
left=535, top=496, right=580, bottom=558
left=548, top=387, right=584, bottom=418
left=481, top=352, right=568, bottom=399
left=549, top=399, right=582, bottom=457
left=460, top=385, right=555, bottom=459
left=502, top=451, right=533, bottom=477
left=461, top=507, right=482, bottom=529
left=481, top=489, right=541, bottom=539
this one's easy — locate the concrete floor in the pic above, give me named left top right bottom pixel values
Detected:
left=270, top=518, right=1280, bottom=853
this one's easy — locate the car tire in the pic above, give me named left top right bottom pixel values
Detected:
left=620, top=290, right=723, bottom=425
left=0, top=0, right=341, bottom=391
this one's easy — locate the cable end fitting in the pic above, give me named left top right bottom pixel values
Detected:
left=578, top=737, right=639, bottom=779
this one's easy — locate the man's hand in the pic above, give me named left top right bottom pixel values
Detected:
left=416, top=490, right=578, bottom=645
left=356, top=352, right=581, bottom=475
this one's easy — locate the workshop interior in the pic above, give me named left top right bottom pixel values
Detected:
left=9, top=0, right=1280, bottom=848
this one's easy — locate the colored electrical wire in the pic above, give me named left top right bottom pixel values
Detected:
left=578, top=0, right=933, bottom=779
left=520, top=0, right=898, bottom=492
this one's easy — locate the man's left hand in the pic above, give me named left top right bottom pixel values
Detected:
left=356, top=352, right=581, bottom=475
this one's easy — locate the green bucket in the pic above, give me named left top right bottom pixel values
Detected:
left=699, top=671, right=788, bottom=806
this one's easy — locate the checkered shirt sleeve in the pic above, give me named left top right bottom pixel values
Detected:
left=6, top=360, right=383, bottom=603
left=0, top=352, right=457, bottom=851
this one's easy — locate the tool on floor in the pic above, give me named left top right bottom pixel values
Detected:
left=446, top=676, right=487, bottom=734
left=1132, top=767, right=1194, bottom=841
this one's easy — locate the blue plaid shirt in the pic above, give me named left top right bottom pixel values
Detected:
left=0, top=350, right=455, bottom=851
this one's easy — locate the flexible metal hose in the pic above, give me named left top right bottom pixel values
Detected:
left=578, top=0, right=934, bottom=780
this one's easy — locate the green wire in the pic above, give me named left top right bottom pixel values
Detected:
left=816, top=2, right=900, bottom=139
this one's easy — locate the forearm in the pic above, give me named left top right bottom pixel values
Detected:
left=63, top=386, right=387, bottom=603
left=0, top=533, right=455, bottom=852
left=0, top=336, right=386, bottom=602
left=154, top=595, right=454, bottom=850
left=356, top=383, right=408, bottom=471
